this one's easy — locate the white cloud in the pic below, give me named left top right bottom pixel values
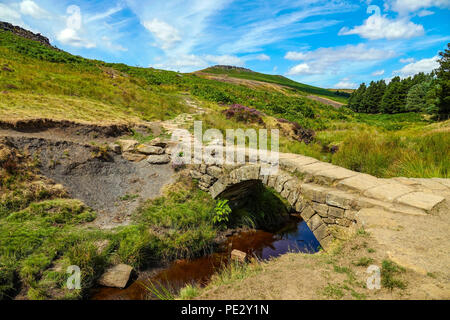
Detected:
left=154, top=54, right=208, bottom=71
left=393, top=56, right=439, bottom=77
left=339, top=13, right=424, bottom=40
left=204, top=54, right=244, bottom=66
left=285, top=51, right=306, bottom=60
left=285, top=44, right=395, bottom=75
left=285, top=43, right=396, bottom=83
left=286, top=63, right=317, bottom=75
left=153, top=52, right=273, bottom=72
left=252, top=54, right=271, bottom=61
left=20, top=1, right=48, bottom=19
left=372, top=69, right=385, bottom=76
left=86, top=4, right=124, bottom=23
left=417, top=9, right=435, bottom=16
left=126, top=0, right=230, bottom=55
left=400, top=57, right=415, bottom=63
left=389, top=0, right=450, bottom=14
left=57, top=5, right=95, bottom=48
left=0, top=3, right=26, bottom=27
left=334, top=79, right=358, bottom=89
left=143, top=19, right=181, bottom=50
left=101, top=36, right=127, bottom=52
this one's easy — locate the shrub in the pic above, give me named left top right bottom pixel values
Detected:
left=213, top=199, right=232, bottom=226
left=277, top=118, right=315, bottom=144
left=223, top=104, right=264, bottom=124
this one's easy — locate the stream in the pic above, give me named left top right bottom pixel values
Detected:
left=90, top=216, right=320, bottom=300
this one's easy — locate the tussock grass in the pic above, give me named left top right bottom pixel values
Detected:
left=381, top=260, right=407, bottom=290
left=178, top=284, right=201, bottom=300
left=332, top=127, right=450, bottom=178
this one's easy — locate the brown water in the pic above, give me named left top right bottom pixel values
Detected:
left=91, top=216, right=320, bottom=300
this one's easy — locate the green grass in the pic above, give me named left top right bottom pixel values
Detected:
left=353, top=257, right=374, bottom=267
left=206, top=260, right=264, bottom=287
left=332, top=128, right=450, bottom=178
left=200, top=66, right=348, bottom=103
left=178, top=284, right=201, bottom=300
left=381, top=260, right=407, bottom=290
left=2, top=29, right=449, bottom=178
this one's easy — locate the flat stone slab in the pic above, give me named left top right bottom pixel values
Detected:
left=411, top=178, right=448, bottom=191
left=431, top=178, right=450, bottom=188
left=136, top=144, right=164, bottom=155
left=364, top=183, right=413, bottom=202
left=146, top=154, right=170, bottom=164
left=395, top=192, right=445, bottom=212
left=316, top=167, right=358, bottom=182
left=297, top=162, right=336, bottom=175
left=122, top=152, right=147, bottom=162
left=337, top=174, right=386, bottom=193
left=98, top=264, right=133, bottom=288
left=279, top=156, right=318, bottom=173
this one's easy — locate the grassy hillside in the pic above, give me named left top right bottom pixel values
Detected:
left=0, top=28, right=448, bottom=178
left=198, top=66, right=348, bottom=103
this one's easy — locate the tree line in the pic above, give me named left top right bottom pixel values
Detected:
left=348, top=43, right=449, bottom=120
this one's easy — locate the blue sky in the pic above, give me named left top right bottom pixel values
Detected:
left=1, top=0, right=449, bottom=88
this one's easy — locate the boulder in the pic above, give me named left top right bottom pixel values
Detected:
left=146, top=154, right=170, bottom=164
left=118, top=139, right=138, bottom=152
left=136, top=144, right=164, bottom=155
left=108, top=143, right=121, bottom=154
left=149, top=138, right=167, bottom=148
left=98, top=264, right=133, bottom=289
left=231, top=249, right=247, bottom=263
left=122, top=152, right=147, bottom=162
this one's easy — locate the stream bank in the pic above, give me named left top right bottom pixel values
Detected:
left=91, top=215, right=320, bottom=300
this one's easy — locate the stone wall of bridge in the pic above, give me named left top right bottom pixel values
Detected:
left=189, top=152, right=448, bottom=250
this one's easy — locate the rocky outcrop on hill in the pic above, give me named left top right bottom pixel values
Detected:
left=0, top=21, right=58, bottom=49
left=211, top=65, right=254, bottom=72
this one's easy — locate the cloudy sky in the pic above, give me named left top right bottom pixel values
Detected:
left=0, top=0, right=449, bottom=88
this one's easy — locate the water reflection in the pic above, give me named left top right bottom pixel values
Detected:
left=91, top=216, right=320, bottom=300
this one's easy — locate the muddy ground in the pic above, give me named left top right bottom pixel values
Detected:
left=1, top=120, right=176, bottom=229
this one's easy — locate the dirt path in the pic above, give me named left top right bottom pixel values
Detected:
left=307, top=95, right=345, bottom=108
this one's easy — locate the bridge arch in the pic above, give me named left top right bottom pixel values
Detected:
left=190, top=163, right=360, bottom=250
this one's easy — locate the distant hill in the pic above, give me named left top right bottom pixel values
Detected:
left=198, top=65, right=348, bottom=103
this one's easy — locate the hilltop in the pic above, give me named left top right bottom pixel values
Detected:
left=197, top=65, right=348, bottom=103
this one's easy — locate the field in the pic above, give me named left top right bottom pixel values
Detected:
left=1, top=27, right=449, bottom=301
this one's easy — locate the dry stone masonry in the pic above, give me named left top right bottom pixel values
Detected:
left=115, top=139, right=170, bottom=164
left=189, top=151, right=449, bottom=250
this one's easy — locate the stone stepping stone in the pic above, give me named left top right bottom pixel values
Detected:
left=98, top=264, right=133, bottom=289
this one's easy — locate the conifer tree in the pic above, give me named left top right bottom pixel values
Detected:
left=435, top=43, right=450, bottom=119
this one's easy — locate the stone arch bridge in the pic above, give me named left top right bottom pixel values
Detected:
left=190, top=152, right=449, bottom=250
